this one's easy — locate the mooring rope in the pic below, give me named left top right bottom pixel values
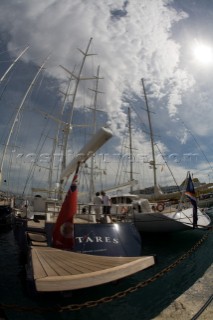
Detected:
left=191, top=293, right=213, bottom=320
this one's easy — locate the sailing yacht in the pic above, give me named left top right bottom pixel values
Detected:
left=104, top=80, right=211, bottom=233
left=10, top=40, right=157, bottom=294
left=11, top=38, right=155, bottom=247
left=125, top=79, right=211, bottom=232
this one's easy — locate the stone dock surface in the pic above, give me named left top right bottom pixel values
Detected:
left=153, top=263, right=213, bottom=319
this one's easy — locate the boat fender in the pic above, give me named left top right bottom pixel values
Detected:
left=156, top=203, right=164, bottom=212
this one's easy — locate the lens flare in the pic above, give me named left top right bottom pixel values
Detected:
left=193, top=42, right=213, bottom=65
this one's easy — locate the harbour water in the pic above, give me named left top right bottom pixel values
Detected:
left=0, top=211, right=212, bottom=320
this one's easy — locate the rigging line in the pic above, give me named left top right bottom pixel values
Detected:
left=126, top=99, right=159, bottom=146
left=29, top=80, right=60, bottom=195
left=0, top=65, right=16, bottom=101
left=179, top=116, right=213, bottom=172
left=155, top=143, right=182, bottom=194
left=0, top=66, right=25, bottom=147
left=29, top=69, right=46, bottom=105
left=1, top=110, right=26, bottom=195
left=22, top=132, right=49, bottom=196
left=0, top=53, right=51, bottom=183
left=15, top=161, right=23, bottom=195
left=0, top=102, right=17, bottom=147
left=127, top=101, right=148, bottom=133
left=6, top=148, right=16, bottom=194
left=115, top=135, right=127, bottom=186
left=54, top=67, right=77, bottom=198
left=21, top=108, right=56, bottom=195
left=5, top=78, right=50, bottom=193
left=58, top=39, right=98, bottom=198
left=0, top=44, right=29, bottom=56
left=102, top=71, right=149, bottom=134
left=22, top=112, right=57, bottom=196
left=10, top=109, right=41, bottom=193
left=5, top=107, right=24, bottom=193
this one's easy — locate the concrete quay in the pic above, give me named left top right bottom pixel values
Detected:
left=153, top=263, right=213, bottom=319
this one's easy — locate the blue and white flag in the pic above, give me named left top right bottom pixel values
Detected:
left=185, top=173, right=198, bottom=228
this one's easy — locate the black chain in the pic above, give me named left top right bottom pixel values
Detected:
left=0, top=228, right=212, bottom=313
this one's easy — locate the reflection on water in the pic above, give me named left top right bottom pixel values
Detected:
left=0, top=213, right=212, bottom=320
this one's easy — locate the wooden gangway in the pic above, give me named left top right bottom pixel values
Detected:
left=30, top=246, right=155, bottom=292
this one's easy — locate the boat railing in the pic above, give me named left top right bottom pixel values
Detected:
left=0, top=196, right=14, bottom=207
left=77, top=203, right=134, bottom=222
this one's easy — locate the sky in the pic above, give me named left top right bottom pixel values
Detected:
left=1, top=0, right=213, bottom=197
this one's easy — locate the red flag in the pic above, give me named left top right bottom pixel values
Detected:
left=52, top=164, right=79, bottom=250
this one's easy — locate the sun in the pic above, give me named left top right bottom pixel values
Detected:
left=192, top=42, right=213, bottom=65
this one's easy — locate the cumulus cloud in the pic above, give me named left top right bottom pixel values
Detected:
left=1, top=0, right=212, bottom=191
left=0, top=0, right=191, bottom=119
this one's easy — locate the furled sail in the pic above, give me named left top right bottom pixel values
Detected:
left=60, top=127, right=113, bottom=181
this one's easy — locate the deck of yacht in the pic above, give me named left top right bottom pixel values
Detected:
left=30, top=246, right=155, bottom=292
left=26, top=219, right=155, bottom=292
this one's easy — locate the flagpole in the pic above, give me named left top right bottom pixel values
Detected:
left=184, top=171, right=198, bottom=228
left=52, top=161, right=81, bottom=250
left=177, top=171, right=189, bottom=211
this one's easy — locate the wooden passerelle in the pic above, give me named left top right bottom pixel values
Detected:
left=31, top=246, right=155, bottom=292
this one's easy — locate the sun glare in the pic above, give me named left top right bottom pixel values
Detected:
left=193, top=42, right=213, bottom=65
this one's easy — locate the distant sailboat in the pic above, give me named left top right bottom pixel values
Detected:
left=129, top=80, right=211, bottom=232
left=139, top=78, right=213, bottom=202
left=133, top=174, right=211, bottom=233
left=107, top=80, right=211, bottom=233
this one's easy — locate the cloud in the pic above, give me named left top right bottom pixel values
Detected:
left=1, top=0, right=212, bottom=192
left=0, top=1, right=191, bottom=118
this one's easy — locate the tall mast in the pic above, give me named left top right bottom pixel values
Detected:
left=60, top=38, right=95, bottom=173
left=0, top=46, right=29, bottom=83
left=128, top=107, right=134, bottom=192
left=58, top=38, right=97, bottom=197
left=88, top=65, right=103, bottom=201
left=0, top=54, right=50, bottom=186
left=48, top=76, right=74, bottom=197
left=141, top=78, right=158, bottom=195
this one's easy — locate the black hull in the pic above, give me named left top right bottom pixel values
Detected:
left=13, top=217, right=142, bottom=257
left=0, top=205, right=14, bottom=230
